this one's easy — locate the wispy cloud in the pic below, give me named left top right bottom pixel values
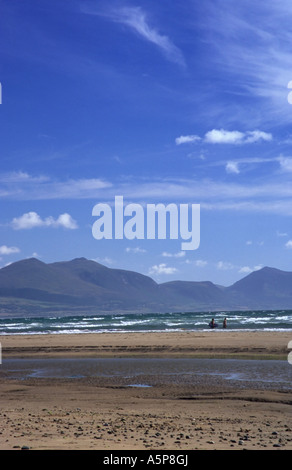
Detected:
left=0, top=171, right=49, bottom=184
left=2, top=171, right=292, bottom=216
left=83, top=5, right=186, bottom=68
left=202, top=1, right=292, bottom=123
left=220, top=155, right=292, bottom=175
left=0, top=172, right=112, bottom=200
left=276, top=230, right=288, bottom=237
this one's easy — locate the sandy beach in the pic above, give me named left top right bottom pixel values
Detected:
left=1, top=331, right=292, bottom=450
left=1, top=330, right=291, bottom=359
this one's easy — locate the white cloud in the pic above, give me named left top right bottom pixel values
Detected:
left=149, top=263, right=178, bottom=275
left=175, top=129, right=272, bottom=146
left=187, top=152, right=206, bottom=161
left=276, top=230, right=288, bottom=237
left=205, top=129, right=245, bottom=145
left=211, top=156, right=285, bottom=175
left=216, top=261, right=234, bottom=270
left=244, top=130, right=273, bottom=143
left=12, top=212, right=45, bottom=229
left=162, top=251, right=185, bottom=258
left=238, top=266, right=253, bottom=274
left=278, top=156, right=292, bottom=172
left=238, top=265, right=263, bottom=274
left=55, top=213, right=78, bottom=230
left=195, top=259, right=208, bottom=267
left=93, top=256, right=115, bottom=265
left=254, top=265, right=263, bottom=270
left=11, top=212, right=78, bottom=230
left=285, top=240, right=292, bottom=249
left=225, top=161, right=240, bottom=174
left=185, top=259, right=208, bottom=267
left=126, top=247, right=147, bottom=253
left=175, top=135, right=201, bottom=145
left=204, top=129, right=272, bottom=144
left=0, top=245, right=20, bottom=255
left=245, top=240, right=264, bottom=247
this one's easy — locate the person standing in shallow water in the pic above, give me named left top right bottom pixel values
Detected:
left=209, top=318, right=216, bottom=328
left=223, top=317, right=227, bottom=328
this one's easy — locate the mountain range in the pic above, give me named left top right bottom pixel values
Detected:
left=0, top=257, right=291, bottom=317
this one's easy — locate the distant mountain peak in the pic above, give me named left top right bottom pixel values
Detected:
left=1, top=257, right=45, bottom=270
left=72, top=257, right=90, bottom=262
left=259, top=266, right=281, bottom=272
left=0, top=257, right=291, bottom=315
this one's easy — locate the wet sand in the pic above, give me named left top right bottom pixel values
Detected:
left=0, top=331, right=292, bottom=450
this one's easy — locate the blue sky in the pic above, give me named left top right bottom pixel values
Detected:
left=1, top=0, right=292, bottom=286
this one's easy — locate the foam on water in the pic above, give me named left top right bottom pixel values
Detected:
left=0, top=310, right=291, bottom=335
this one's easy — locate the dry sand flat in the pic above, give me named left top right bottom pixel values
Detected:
left=1, top=330, right=291, bottom=358
left=0, top=379, right=292, bottom=450
left=0, top=331, right=292, bottom=450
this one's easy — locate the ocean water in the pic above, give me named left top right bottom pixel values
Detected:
left=0, top=309, right=291, bottom=335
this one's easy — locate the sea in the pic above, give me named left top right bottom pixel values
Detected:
left=0, top=309, right=291, bottom=335
left=1, top=310, right=292, bottom=389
